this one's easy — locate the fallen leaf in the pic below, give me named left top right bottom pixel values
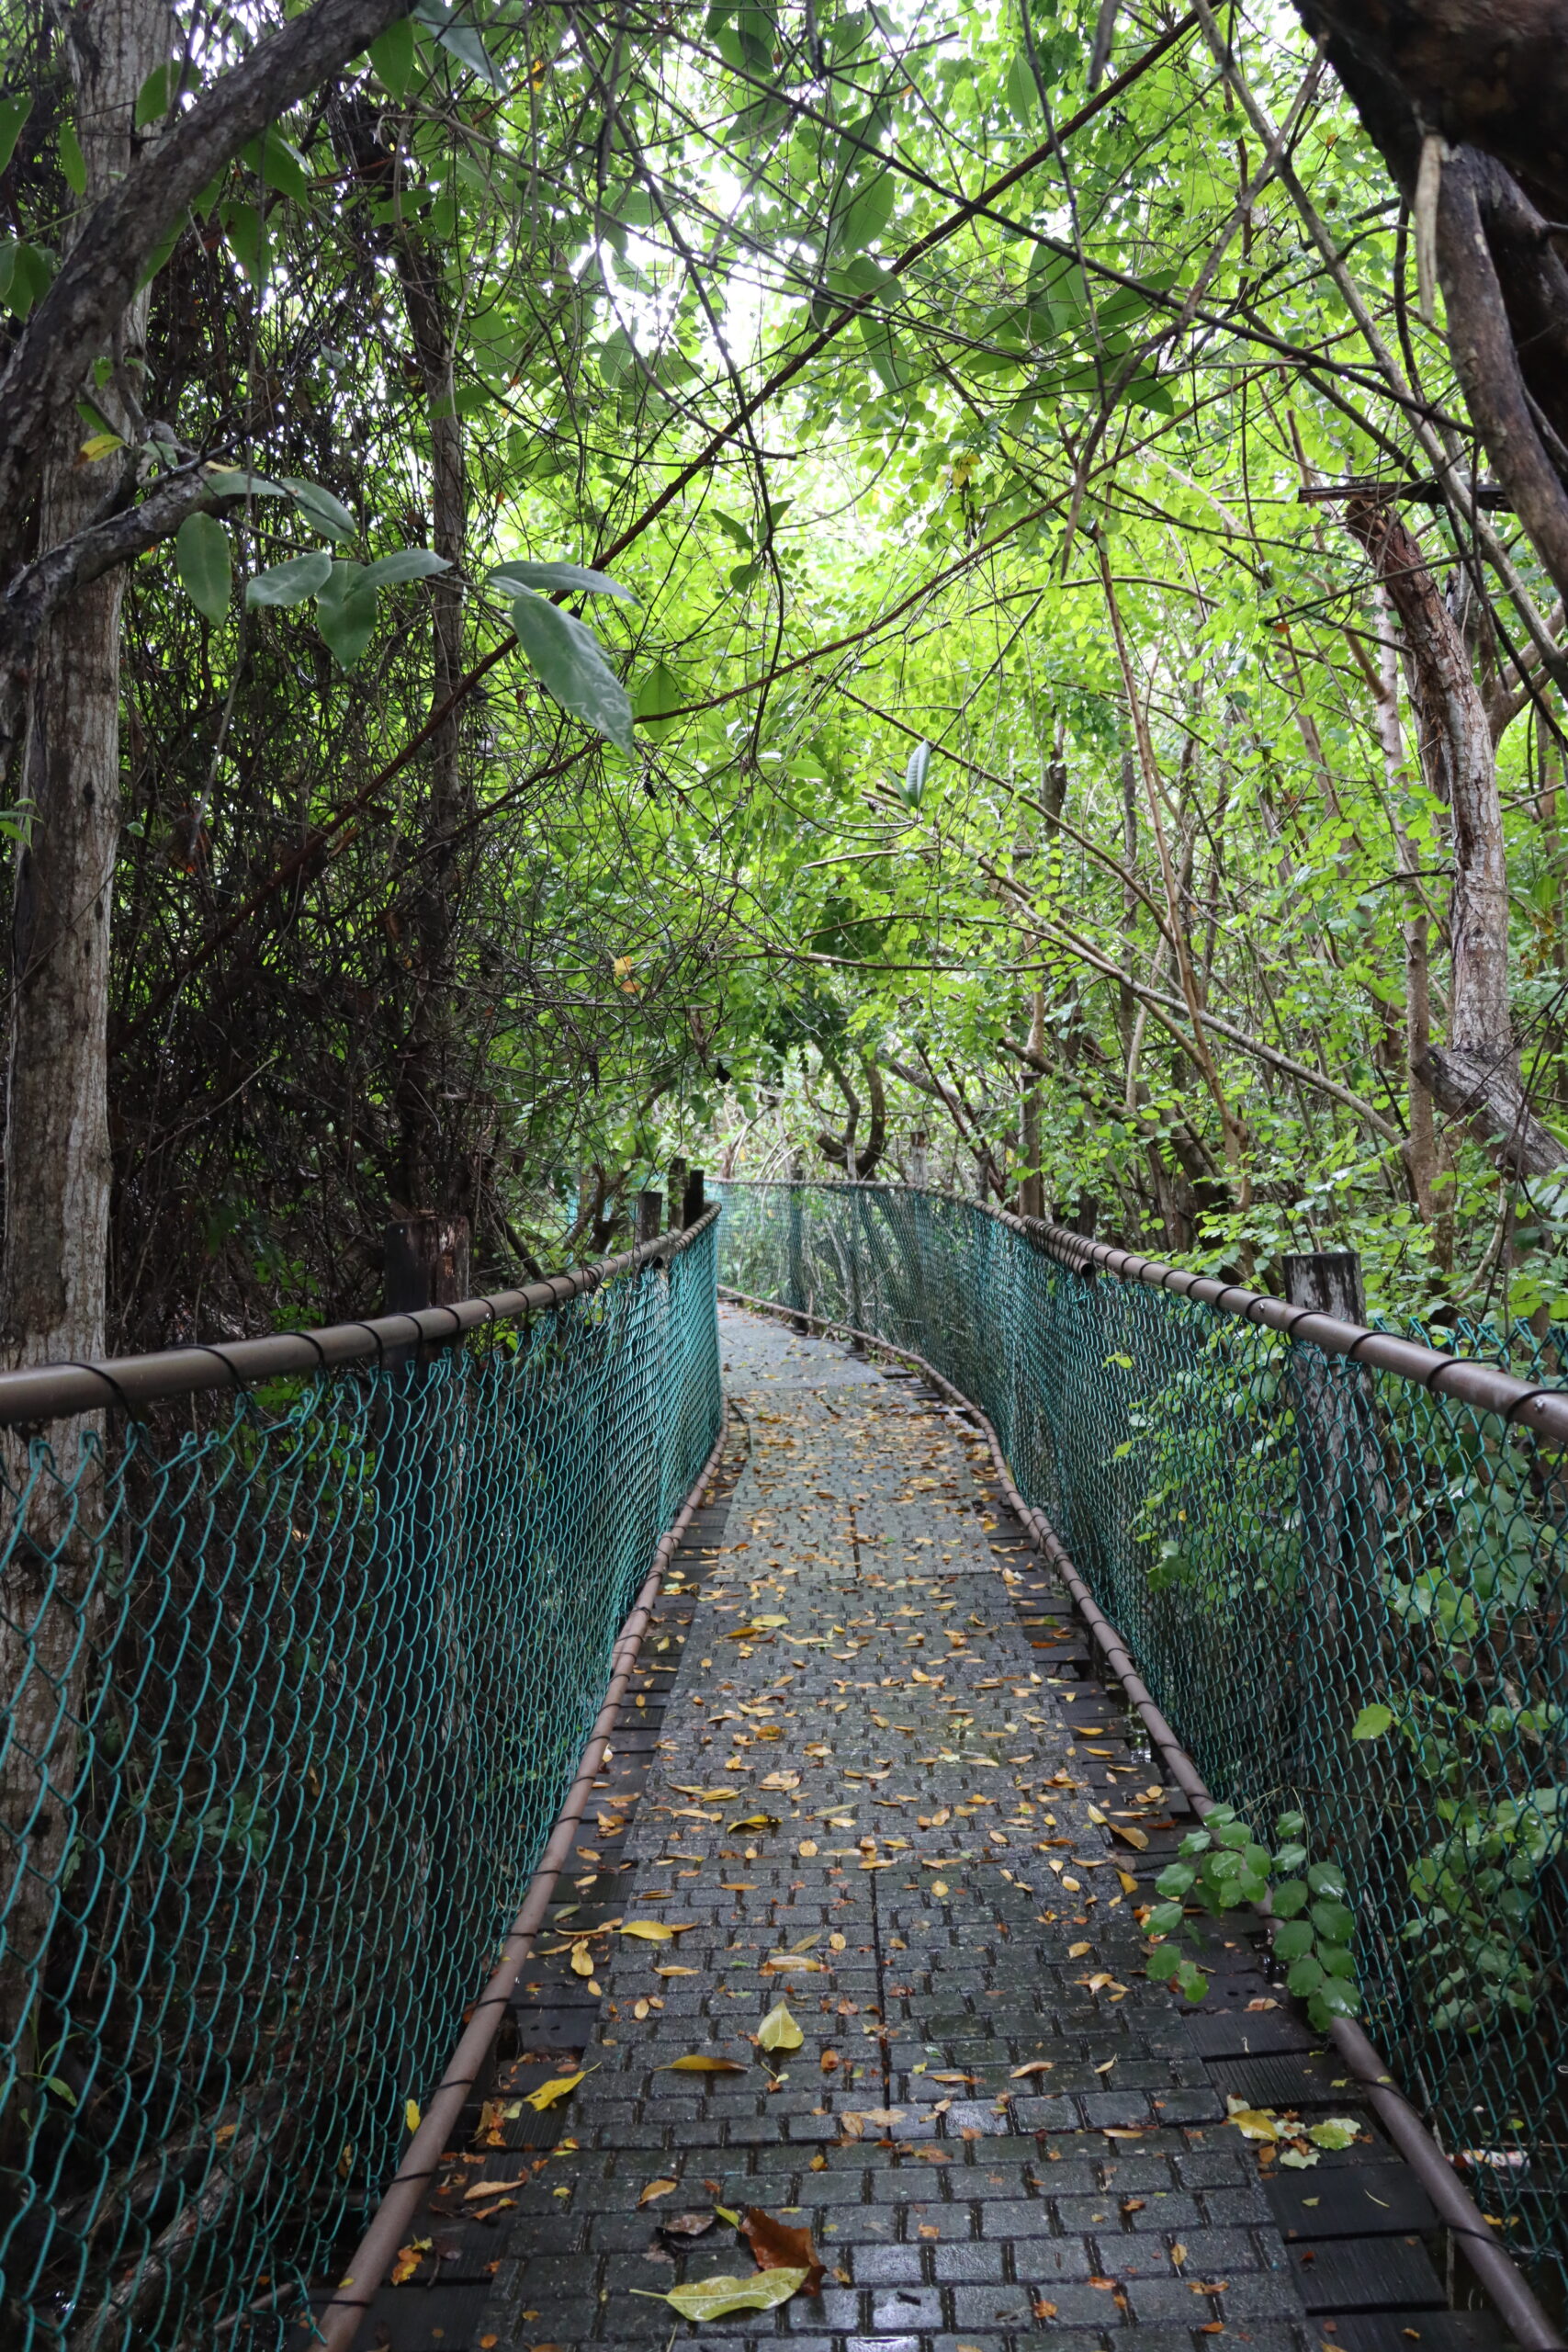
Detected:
left=1224, top=2096, right=1281, bottom=2143
left=829, top=1932, right=846, bottom=1951
left=740, top=2206, right=827, bottom=2293
left=1305, top=2117, right=1359, bottom=2151
left=758, top=2000, right=804, bottom=2052
left=637, top=2177, right=679, bottom=2207
left=1171, top=2241, right=1189, bottom=2266
left=645, top=2268, right=807, bottom=2320
left=390, top=2238, right=431, bottom=2284
left=622, top=1921, right=690, bottom=1942
left=660, top=2054, right=748, bottom=2074
left=760, top=1770, right=801, bottom=1790
left=854, top=2107, right=904, bottom=2127
left=570, top=1946, right=594, bottom=1978
left=1010, top=2061, right=1055, bottom=2078
left=1116, top=1869, right=1140, bottom=1894
left=728, top=1814, right=780, bottom=1832
left=660, top=2210, right=717, bottom=2237
left=524, top=2072, right=587, bottom=2112
left=463, top=2177, right=527, bottom=2201
left=1111, top=1822, right=1149, bottom=1850
left=1067, top=1940, right=1092, bottom=1958
left=931, top=2071, right=976, bottom=2084
left=654, top=1964, right=698, bottom=1976
left=404, top=2099, right=422, bottom=2134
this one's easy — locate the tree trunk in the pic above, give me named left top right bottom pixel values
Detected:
left=1371, top=586, right=1452, bottom=1261
left=1345, top=492, right=1563, bottom=1177
left=0, top=0, right=171, bottom=2064
left=391, top=227, right=469, bottom=1212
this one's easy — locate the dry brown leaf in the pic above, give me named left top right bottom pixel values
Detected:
left=660, top=2209, right=717, bottom=2237
left=637, top=2177, right=679, bottom=2207
left=1010, top=2061, right=1055, bottom=2077
left=740, top=2206, right=826, bottom=2295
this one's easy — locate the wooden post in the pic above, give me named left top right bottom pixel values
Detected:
left=636, top=1191, right=663, bottom=1245
left=384, top=1213, right=470, bottom=1369
left=681, top=1166, right=705, bottom=1228
left=666, top=1156, right=687, bottom=1234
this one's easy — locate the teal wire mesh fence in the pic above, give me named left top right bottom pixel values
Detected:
left=716, top=1179, right=1567, bottom=2310
left=0, top=1217, right=720, bottom=2351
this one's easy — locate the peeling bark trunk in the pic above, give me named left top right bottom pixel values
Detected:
left=0, top=0, right=171, bottom=2060
left=1345, top=493, right=1563, bottom=1176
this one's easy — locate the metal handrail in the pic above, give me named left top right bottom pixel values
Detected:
left=0, top=1204, right=721, bottom=1427
left=716, top=1179, right=1568, bottom=1442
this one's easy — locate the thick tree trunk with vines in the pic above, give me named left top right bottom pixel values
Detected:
left=0, top=0, right=171, bottom=2064
left=1345, top=493, right=1563, bottom=1178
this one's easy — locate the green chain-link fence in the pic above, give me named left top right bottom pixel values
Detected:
left=0, top=1214, right=721, bottom=2351
left=716, top=1178, right=1568, bottom=2312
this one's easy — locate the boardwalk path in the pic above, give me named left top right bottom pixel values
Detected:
left=471, top=1307, right=1458, bottom=2352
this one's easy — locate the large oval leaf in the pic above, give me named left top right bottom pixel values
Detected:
left=175, top=512, right=231, bottom=624
left=661, top=2267, right=807, bottom=2320
left=491, top=560, right=635, bottom=602
left=362, top=548, right=450, bottom=586
left=315, top=561, right=379, bottom=671
left=245, top=549, right=333, bottom=608
left=510, top=591, right=634, bottom=752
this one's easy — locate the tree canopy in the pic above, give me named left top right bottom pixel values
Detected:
left=5, top=0, right=1568, bottom=1348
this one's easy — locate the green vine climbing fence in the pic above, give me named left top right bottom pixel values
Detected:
left=0, top=1213, right=721, bottom=2351
left=716, top=1178, right=1568, bottom=2312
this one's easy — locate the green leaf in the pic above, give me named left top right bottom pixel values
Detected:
left=1351, top=1703, right=1393, bottom=1741
left=1145, top=1944, right=1181, bottom=1982
left=1306, top=1861, right=1347, bottom=1900
left=220, top=201, right=268, bottom=288
left=370, top=17, right=419, bottom=92
left=757, top=1997, right=804, bottom=2051
left=510, top=592, right=634, bottom=752
left=43, top=2075, right=78, bottom=2108
left=491, top=560, right=636, bottom=603
left=632, top=658, right=685, bottom=741
left=1143, top=1901, right=1185, bottom=1937
left=0, top=241, right=55, bottom=322
left=0, top=93, right=33, bottom=174
left=1305, top=2116, right=1359, bottom=2151
left=1286, top=1953, right=1325, bottom=1996
left=1311, top=1898, right=1355, bottom=1945
left=59, top=123, right=86, bottom=197
left=1005, top=52, right=1040, bottom=121
left=1270, top=1919, right=1314, bottom=1961
left=361, top=548, right=451, bottom=586
left=653, top=2268, right=807, bottom=2321
left=1155, top=1862, right=1195, bottom=1897
left=901, top=741, right=931, bottom=810
left=245, top=550, right=334, bottom=608
left=315, top=561, right=380, bottom=670
left=280, top=477, right=357, bottom=544
left=175, top=512, right=231, bottom=624
left=1270, top=1881, right=1308, bottom=1917
left=204, top=468, right=287, bottom=500
left=239, top=129, right=312, bottom=207
left=412, top=0, right=503, bottom=85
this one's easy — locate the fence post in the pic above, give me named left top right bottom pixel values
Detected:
left=636, top=1190, right=663, bottom=1244
left=786, top=1170, right=807, bottom=1331
left=1281, top=1250, right=1383, bottom=1863
left=681, top=1166, right=705, bottom=1228
left=666, top=1156, right=687, bottom=1234
left=381, top=1212, right=473, bottom=2082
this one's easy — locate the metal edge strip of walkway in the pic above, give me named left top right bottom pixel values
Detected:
left=717, top=1280, right=1567, bottom=2352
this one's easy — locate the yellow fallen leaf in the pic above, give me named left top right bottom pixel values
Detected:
left=1010, top=2061, right=1055, bottom=2077
left=660, top=2054, right=748, bottom=2073
left=655, top=1964, right=698, bottom=1976
left=404, top=2099, right=421, bottom=2134
left=622, top=1921, right=688, bottom=1941
left=1116, top=1870, right=1139, bottom=1894
left=637, top=2177, right=679, bottom=2207
left=1224, top=2098, right=1281, bottom=2143
left=390, top=2238, right=430, bottom=2284
left=1111, top=1822, right=1149, bottom=1850
left=570, top=1946, right=594, bottom=1977
left=758, top=1999, right=804, bottom=2052
left=1067, top=1941, right=1092, bottom=1958
left=464, top=2177, right=528, bottom=2201
left=524, top=2071, right=587, bottom=2111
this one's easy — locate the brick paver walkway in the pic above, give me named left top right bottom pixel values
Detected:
left=476, top=1306, right=1328, bottom=2352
